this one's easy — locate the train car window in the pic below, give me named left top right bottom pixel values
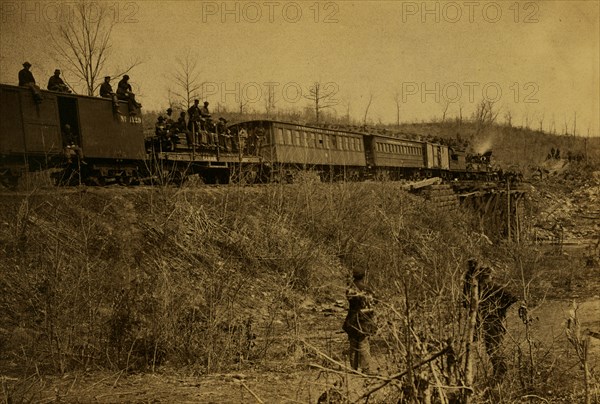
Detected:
left=285, top=129, right=292, bottom=145
left=317, top=133, right=323, bottom=148
left=276, top=128, right=284, bottom=144
left=331, top=135, right=337, bottom=149
left=294, top=131, right=301, bottom=146
left=356, top=138, right=361, bottom=151
left=324, top=134, right=330, bottom=149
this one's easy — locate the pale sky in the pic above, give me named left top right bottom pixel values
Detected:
left=1, top=1, right=598, bottom=135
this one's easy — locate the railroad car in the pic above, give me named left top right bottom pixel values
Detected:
left=0, top=83, right=145, bottom=185
left=228, top=120, right=367, bottom=181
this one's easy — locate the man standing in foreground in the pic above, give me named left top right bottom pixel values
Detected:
left=464, top=259, right=517, bottom=380
left=343, top=268, right=377, bottom=374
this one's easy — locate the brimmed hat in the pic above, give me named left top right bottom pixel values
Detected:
left=23, top=61, right=31, bottom=67
left=54, top=69, right=61, bottom=74
left=204, top=101, right=209, bottom=105
left=123, top=74, right=129, bottom=79
left=104, top=75, right=111, bottom=79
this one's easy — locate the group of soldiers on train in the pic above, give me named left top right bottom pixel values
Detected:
left=152, top=102, right=265, bottom=156
left=16, top=61, right=264, bottom=157
left=18, top=61, right=142, bottom=114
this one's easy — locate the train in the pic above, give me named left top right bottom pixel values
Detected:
left=0, top=83, right=496, bottom=188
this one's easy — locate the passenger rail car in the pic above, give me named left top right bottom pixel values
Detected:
left=228, top=120, right=367, bottom=181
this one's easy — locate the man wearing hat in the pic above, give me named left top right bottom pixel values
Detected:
left=18, top=61, right=35, bottom=86
left=100, top=76, right=119, bottom=111
left=216, top=117, right=232, bottom=151
left=165, top=107, right=175, bottom=129
left=117, top=74, right=142, bottom=114
left=47, top=69, right=71, bottom=93
left=200, top=101, right=212, bottom=130
left=342, top=267, right=377, bottom=374
left=187, top=99, right=202, bottom=142
left=18, top=61, right=42, bottom=102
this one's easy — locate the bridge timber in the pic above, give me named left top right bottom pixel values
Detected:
left=410, top=179, right=526, bottom=242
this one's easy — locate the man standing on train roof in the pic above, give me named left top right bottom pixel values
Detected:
left=18, top=61, right=43, bottom=102
left=116, top=74, right=142, bottom=114
left=47, top=69, right=71, bottom=93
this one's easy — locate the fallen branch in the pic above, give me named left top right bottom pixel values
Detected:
left=356, top=345, right=453, bottom=401
left=239, top=380, right=265, bottom=403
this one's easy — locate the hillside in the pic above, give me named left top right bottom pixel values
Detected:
left=1, top=167, right=599, bottom=402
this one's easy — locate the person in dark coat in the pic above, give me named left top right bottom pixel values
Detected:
left=116, top=75, right=142, bottom=114
left=342, top=268, right=377, bottom=373
left=18, top=61, right=43, bottom=102
left=47, top=69, right=71, bottom=93
left=464, top=259, right=517, bottom=380
left=99, top=76, right=119, bottom=111
left=100, top=76, right=114, bottom=97
left=18, top=61, right=36, bottom=86
left=187, top=99, right=202, bottom=142
left=176, top=111, right=193, bottom=149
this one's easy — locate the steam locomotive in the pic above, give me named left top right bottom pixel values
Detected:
left=0, top=83, right=495, bottom=188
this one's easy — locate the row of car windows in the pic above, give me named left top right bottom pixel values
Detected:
left=276, top=127, right=363, bottom=152
left=376, top=142, right=422, bottom=155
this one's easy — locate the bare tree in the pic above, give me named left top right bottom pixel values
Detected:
left=504, top=110, right=513, bottom=127
left=472, top=99, right=500, bottom=136
left=303, top=82, right=339, bottom=123
left=362, top=93, right=373, bottom=127
left=264, top=85, right=277, bottom=118
left=393, top=90, right=402, bottom=127
left=239, top=98, right=249, bottom=115
left=439, top=99, right=451, bottom=123
left=171, top=52, right=204, bottom=110
left=48, top=1, right=141, bottom=96
left=345, top=100, right=351, bottom=125
left=457, top=101, right=465, bottom=126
